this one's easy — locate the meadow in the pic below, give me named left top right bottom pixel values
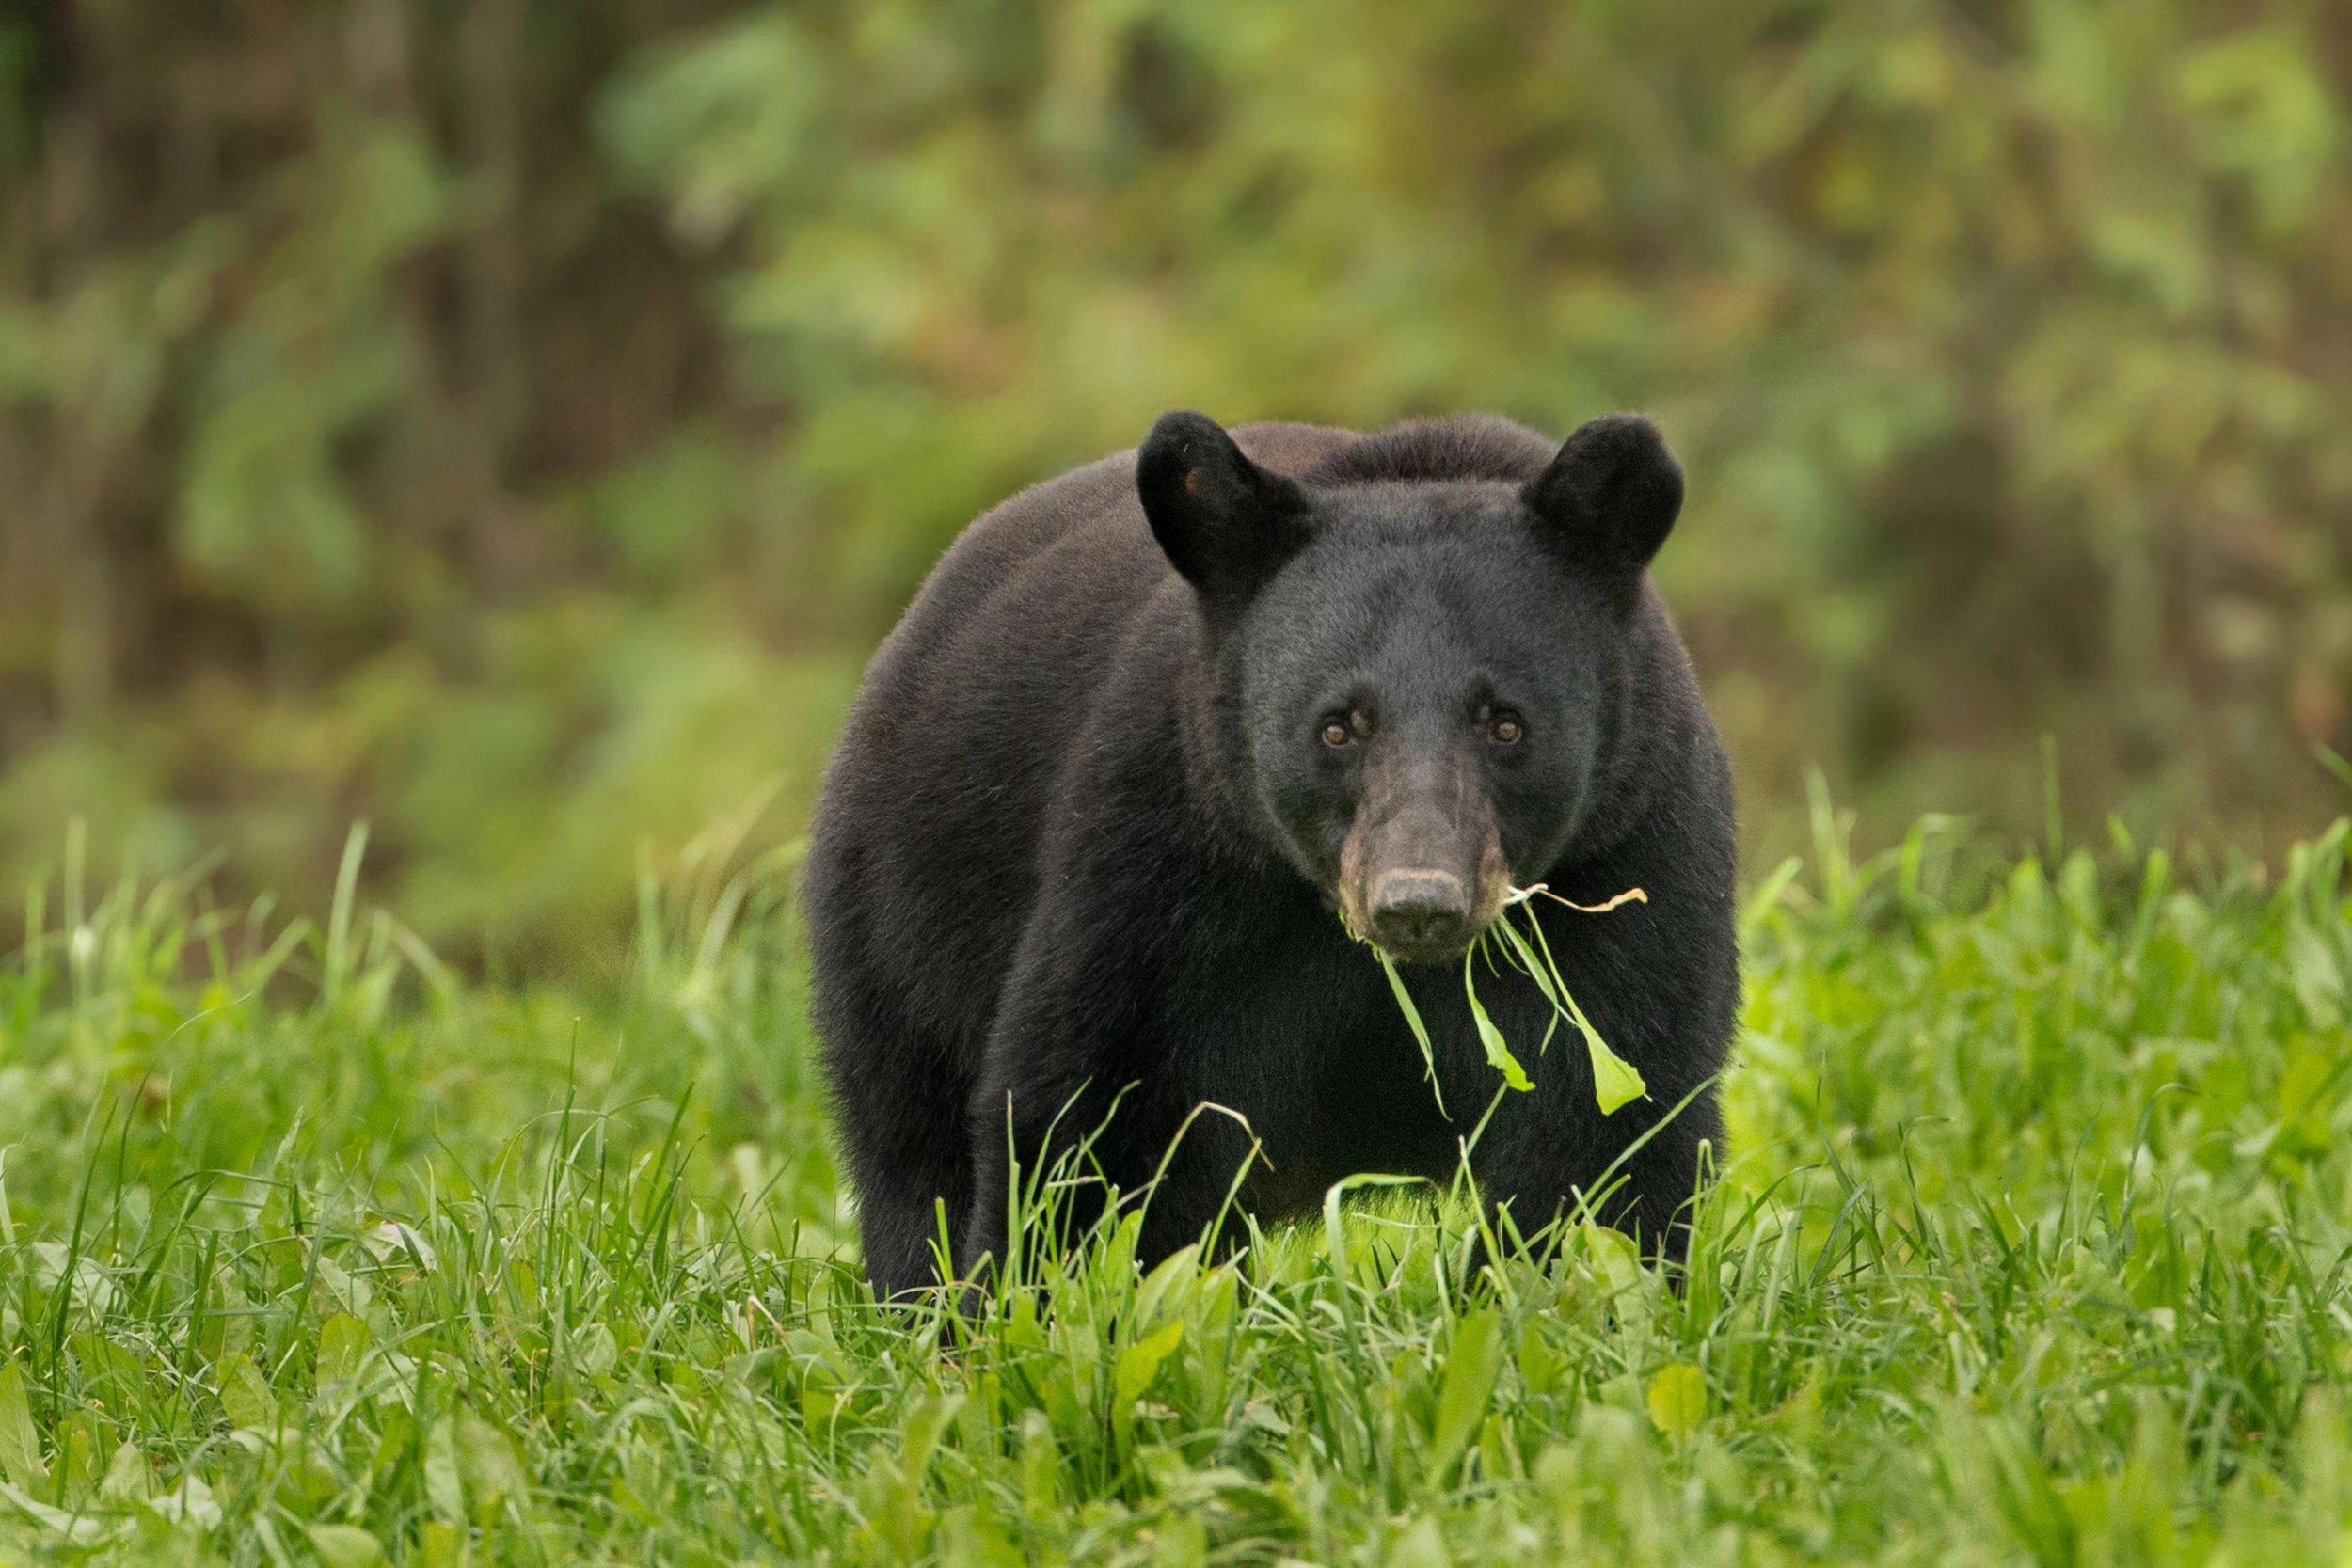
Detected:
left=8, top=7, right=2351, bottom=1561
left=2, top=804, right=2350, bottom=1565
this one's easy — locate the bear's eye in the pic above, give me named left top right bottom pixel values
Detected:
left=1489, top=713, right=1525, bottom=745
left=1319, top=717, right=1355, bottom=750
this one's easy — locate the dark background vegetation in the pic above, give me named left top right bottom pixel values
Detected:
left=3, top=0, right=2348, bottom=964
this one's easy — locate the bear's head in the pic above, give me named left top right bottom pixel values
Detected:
left=1138, top=410, right=1683, bottom=963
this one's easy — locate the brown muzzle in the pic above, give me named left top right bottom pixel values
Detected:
left=1338, top=750, right=1509, bottom=961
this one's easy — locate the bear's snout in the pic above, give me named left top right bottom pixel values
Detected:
left=1367, top=869, right=1473, bottom=957
left=1337, top=749, right=1511, bottom=962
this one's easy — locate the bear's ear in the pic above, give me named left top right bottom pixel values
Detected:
left=1137, top=411, right=1311, bottom=606
left=1521, top=414, right=1683, bottom=577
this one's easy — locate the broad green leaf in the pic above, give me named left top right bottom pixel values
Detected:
left=1646, top=1362, right=1708, bottom=1439
left=1388, top=1515, right=1449, bottom=1568
left=1134, top=1243, right=1200, bottom=1338
left=423, top=1418, right=464, bottom=1523
left=1113, top=1317, right=1185, bottom=1444
left=52, top=1411, right=96, bottom=1505
left=151, top=1473, right=220, bottom=1528
left=1018, top=1412, right=1059, bottom=1519
left=99, top=1442, right=150, bottom=1505
left=308, top=1524, right=388, bottom=1568
left=316, top=1311, right=370, bottom=1389
left=1586, top=1036, right=1649, bottom=1117
left=1495, top=904, right=1647, bottom=1114
left=0, top=1480, right=117, bottom=1544
left=898, top=1391, right=963, bottom=1484
left=310, top=1252, right=372, bottom=1318
left=0, top=1362, right=44, bottom=1490
left=1462, top=954, right=1533, bottom=1091
left=457, top=1415, right=526, bottom=1519
left=1426, top=1308, right=1505, bottom=1484
left=216, top=1353, right=278, bottom=1431
left=572, top=1321, right=618, bottom=1378
left=217, top=1363, right=276, bottom=1438
left=419, top=1521, right=465, bottom=1568
left=878, top=1391, right=965, bottom=1556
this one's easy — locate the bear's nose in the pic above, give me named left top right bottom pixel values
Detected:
left=1367, top=870, right=1473, bottom=956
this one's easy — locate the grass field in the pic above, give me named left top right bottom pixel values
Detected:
left=2, top=808, right=2351, bottom=1565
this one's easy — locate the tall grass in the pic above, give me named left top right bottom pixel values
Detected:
left=1, top=817, right=2350, bottom=1561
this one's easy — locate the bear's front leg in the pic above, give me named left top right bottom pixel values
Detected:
left=955, top=1046, right=1265, bottom=1289
left=954, top=1052, right=1129, bottom=1288
left=953, top=941, right=1263, bottom=1289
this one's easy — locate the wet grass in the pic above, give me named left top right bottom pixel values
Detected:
left=2, top=811, right=2351, bottom=1563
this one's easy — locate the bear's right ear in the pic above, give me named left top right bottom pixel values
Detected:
left=1137, top=411, right=1311, bottom=607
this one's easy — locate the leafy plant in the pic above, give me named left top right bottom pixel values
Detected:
left=1358, top=883, right=1650, bottom=1117
left=1, top=818, right=2349, bottom=1560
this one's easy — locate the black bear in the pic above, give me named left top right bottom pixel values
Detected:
left=805, top=410, right=1737, bottom=1299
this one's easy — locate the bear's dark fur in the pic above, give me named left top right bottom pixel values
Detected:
left=805, top=411, right=1737, bottom=1299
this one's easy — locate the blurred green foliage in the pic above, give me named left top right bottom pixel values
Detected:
left=2, top=0, right=2349, bottom=958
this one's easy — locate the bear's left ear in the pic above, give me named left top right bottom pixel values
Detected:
left=1137, top=411, right=1311, bottom=609
left=1521, top=414, right=1683, bottom=577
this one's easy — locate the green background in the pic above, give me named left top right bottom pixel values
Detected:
left=4, top=0, right=2349, bottom=960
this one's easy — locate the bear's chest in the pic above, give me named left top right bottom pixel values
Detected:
left=1159, top=924, right=1459, bottom=1209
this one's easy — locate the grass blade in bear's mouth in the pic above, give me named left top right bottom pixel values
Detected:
left=1373, top=950, right=1447, bottom=1119
left=1355, top=884, right=1650, bottom=1117
left=1461, top=948, right=1534, bottom=1092
left=1488, top=895, right=1649, bottom=1115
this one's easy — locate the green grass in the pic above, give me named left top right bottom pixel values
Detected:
left=3, top=811, right=2352, bottom=1564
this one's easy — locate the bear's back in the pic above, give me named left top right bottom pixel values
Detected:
left=862, top=413, right=1556, bottom=721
